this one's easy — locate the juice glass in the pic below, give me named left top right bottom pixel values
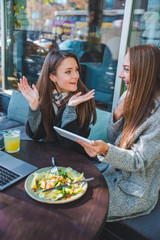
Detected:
left=3, top=129, right=21, bottom=153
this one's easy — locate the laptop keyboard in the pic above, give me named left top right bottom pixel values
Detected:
left=0, top=165, right=20, bottom=186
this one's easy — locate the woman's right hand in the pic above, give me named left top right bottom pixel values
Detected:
left=76, top=139, right=109, bottom=157
left=113, top=98, right=125, bottom=122
left=18, top=76, right=39, bottom=110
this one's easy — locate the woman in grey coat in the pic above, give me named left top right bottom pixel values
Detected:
left=77, top=44, right=160, bottom=222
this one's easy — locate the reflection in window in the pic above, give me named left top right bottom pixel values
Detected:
left=128, top=0, right=160, bottom=47
left=120, top=0, right=160, bottom=95
left=0, top=2, right=1, bottom=88
left=106, top=0, right=114, bottom=9
left=5, top=0, right=126, bottom=111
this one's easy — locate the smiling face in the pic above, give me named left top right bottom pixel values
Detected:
left=50, top=57, right=80, bottom=94
left=119, top=51, right=130, bottom=88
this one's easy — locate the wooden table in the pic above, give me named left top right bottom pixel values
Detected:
left=0, top=140, right=109, bottom=240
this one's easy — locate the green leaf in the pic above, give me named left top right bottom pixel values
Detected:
left=44, top=0, right=49, bottom=4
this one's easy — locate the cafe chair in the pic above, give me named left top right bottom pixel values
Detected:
left=88, top=108, right=111, bottom=143
left=81, top=45, right=116, bottom=111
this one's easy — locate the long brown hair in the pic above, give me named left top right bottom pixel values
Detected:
left=36, top=50, right=96, bottom=139
left=119, top=44, right=160, bottom=149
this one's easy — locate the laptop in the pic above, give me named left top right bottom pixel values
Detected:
left=0, top=150, right=37, bottom=191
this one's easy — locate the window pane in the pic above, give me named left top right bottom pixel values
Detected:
left=5, top=0, right=126, bottom=112
left=120, top=0, right=160, bottom=94
left=0, top=2, right=1, bottom=88
left=128, top=0, right=160, bottom=47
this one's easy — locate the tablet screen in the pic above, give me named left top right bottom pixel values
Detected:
left=54, top=126, right=92, bottom=144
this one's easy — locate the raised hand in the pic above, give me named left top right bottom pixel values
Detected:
left=18, top=76, right=39, bottom=110
left=76, top=139, right=109, bottom=157
left=68, top=89, right=95, bottom=106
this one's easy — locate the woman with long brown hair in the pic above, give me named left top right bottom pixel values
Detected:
left=18, top=50, right=96, bottom=155
left=77, top=44, right=160, bottom=221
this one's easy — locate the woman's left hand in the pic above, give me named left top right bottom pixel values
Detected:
left=68, top=89, right=95, bottom=106
left=76, top=139, right=109, bottom=157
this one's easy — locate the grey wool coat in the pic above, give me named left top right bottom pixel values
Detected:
left=101, top=93, right=160, bottom=222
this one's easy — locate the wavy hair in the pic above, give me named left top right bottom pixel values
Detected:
left=36, top=50, right=96, bottom=139
left=119, top=44, right=160, bottom=149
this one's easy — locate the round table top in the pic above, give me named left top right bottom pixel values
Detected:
left=0, top=140, right=109, bottom=240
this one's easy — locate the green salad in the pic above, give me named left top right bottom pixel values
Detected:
left=31, top=167, right=85, bottom=201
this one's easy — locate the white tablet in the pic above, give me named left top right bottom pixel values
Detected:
left=54, top=126, right=92, bottom=144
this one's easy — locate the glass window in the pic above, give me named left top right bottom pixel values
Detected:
left=4, top=0, right=127, bottom=112
left=128, top=0, right=160, bottom=47
left=0, top=2, right=1, bottom=89
left=120, top=0, right=160, bottom=94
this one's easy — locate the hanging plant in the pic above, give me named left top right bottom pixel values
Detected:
left=13, top=0, right=29, bottom=28
left=157, top=11, right=160, bottom=25
left=31, top=0, right=54, bottom=4
left=13, top=0, right=54, bottom=29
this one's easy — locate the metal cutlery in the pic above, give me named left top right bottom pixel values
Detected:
left=42, top=177, right=94, bottom=192
left=51, top=157, right=59, bottom=175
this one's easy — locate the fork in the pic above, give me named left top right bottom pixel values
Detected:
left=51, top=157, right=59, bottom=175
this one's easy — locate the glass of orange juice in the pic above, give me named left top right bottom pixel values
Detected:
left=3, top=129, right=21, bottom=153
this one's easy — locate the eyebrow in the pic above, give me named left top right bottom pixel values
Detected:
left=64, top=66, right=79, bottom=70
left=124, top=64, right=129, bottom=68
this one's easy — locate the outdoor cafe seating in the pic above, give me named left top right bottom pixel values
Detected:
left=0, top=91, right=160, bottom=240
